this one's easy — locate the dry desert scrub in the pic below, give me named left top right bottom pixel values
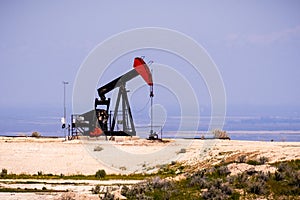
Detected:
left=121, top=159, right=300, bottom=199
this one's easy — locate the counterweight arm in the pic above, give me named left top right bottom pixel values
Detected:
left=97, top=69, right=138, bottom=100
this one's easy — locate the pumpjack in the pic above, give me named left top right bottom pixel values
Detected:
left=71, top=57, right=153, bottom=137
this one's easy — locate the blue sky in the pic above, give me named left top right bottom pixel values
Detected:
left=1, top=0, right=300, bottom=118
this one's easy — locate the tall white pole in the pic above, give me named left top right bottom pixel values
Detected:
left=63, top=81, right=69, bottom=140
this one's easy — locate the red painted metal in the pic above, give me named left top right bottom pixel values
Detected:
left=133, top=57, right=153, bottom=86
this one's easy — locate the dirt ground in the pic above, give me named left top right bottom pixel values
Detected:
left=0, top=136, right=299, bottom=199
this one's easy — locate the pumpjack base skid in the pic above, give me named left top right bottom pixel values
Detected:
left=104, top=131, right=135, bottom=137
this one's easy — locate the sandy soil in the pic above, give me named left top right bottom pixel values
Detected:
left=178, top=139, right=300, bottom=173
left=0, top=137, right=118, bottom=175
left=0, top=136, right=299, bottom=199
left=0, top=136, right=299, bottom=175
left=0, top=179, right=141, bottom=200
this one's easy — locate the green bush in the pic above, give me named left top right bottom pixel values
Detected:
left=247, top=180, right=267, bottom=195
left=31, top=131, right=41, bottom=137
left=95, top=169, right=106, bottom=179
left=246, top=167, right=257, bottom=175
left=189, top=176, right=208, bottom=188
left=102, top=191, right=115, bottom=200
left=178, top=148, right=186, bottom=154
left=0, top=169, right=8, bottom=178
left=234, top=173, right=248, bottom=188
left=208, top=166, right=231, bottom=179
left=202, top=179, right=233, bottom=200
left=212, top=129, right=230, bottom=139
left=256, top=171, right=269, bottom=182
left=259, top=156, right=269, bottom=164
left=91, top=185, right=101, bottom=194
left=274, top=171, right=284, bottom=181
left=217, top=166, right=231, bottom=177
left=237, top=155, right=247, bottom=163
left=93, top=145, right=103, bottom=152
left=291, top=171, right=300, bottom=188
left=247, top=159, right=260, bottom=165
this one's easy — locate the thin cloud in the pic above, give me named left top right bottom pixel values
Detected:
left=226, top=25, right=300, bottom=46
